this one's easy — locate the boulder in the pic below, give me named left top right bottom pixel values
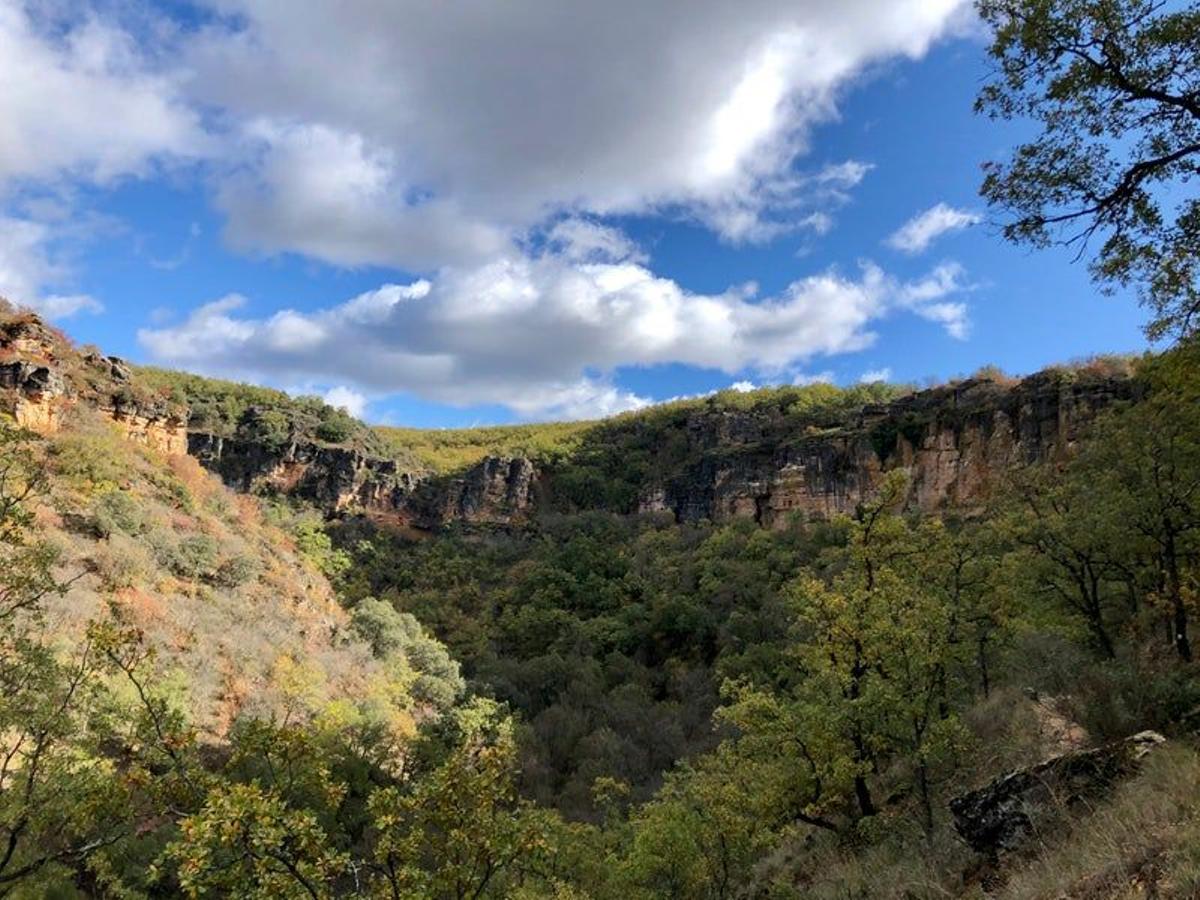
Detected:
left=950, top=730, right=1166, bottom=856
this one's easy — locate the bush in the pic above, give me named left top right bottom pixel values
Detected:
left=315, top=416, right=355, bottom=444
left=163, top=534, right=220, bottom=582
left=351, top=598, right=465, bottom=708
left=90, top=532, right=154, bottom=590
left=212, top=554, right=260, bottom=589
left=89, top=489, right=143, bottom=538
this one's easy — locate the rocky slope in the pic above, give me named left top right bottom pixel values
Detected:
left=1, top=309, right=1138, bottom=529
left=179, top=368, right=1136, bottom=529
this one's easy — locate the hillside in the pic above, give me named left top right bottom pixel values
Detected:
left=109, top=335, right=1144, bottom=532
left=2, top=302, right=1199, bottom=898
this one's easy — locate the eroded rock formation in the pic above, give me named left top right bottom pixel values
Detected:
left=635, top=372, right=1137, bottom=526
left=1, top=310, right=1139, bottom=530
left=1, top=313, right=187, bottom=454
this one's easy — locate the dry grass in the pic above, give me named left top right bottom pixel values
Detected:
left=29, top=408, right=420, bottom=741
left=994, top=742, right=1200, bottom=899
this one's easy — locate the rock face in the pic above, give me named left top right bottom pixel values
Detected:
left=0, top=309, right=1140, bottom=530
left=0, top=360, right=68, bottom=432
left=405, top=457, right=537, bottom=528
left=188, top=431, right=422, bottom=513
left=187, top=431, right=536, bottom=528
left=950, top=730, right=1166, bottom=857
left=0, top=313, right=188, bottom=454
left=636, top=373, right=1137, bottom=526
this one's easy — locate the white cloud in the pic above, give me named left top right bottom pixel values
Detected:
left=886, top=202, right=981, bottom=254
left=896, top=262, right=972, bottom=338
left=792, top=370, right=835, bottom=385
left=139, top=253, right=965, bottom=418
left=323, top=386, right=368, bottom=418
left=179, top=0, right=967, bottom=261
left=0, top=3, right=201, bottom=187
left=0, top=0, right=979, bottom=405
left=0, top=216, right=101, bottom=318
left=215, top=122, right=509, bottom=270
left=729, top=380, right=758, bottom=393
left=545, top=218, right=647, bottom=264
left=859, top=367, right=892, bottom=383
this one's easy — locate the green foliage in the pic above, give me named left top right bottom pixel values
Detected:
left=267, top=502, right=353, bottom=578
left=138, top=367, right=383, bottom=453
left=367, top=700, right=555, bottom=900
left=977, top=0, right=1200, bottom=338
left=163, top=783, right=347, bottom=899
left=88, top=488, right=145, bottom=538
left=378, top=420, right=592, bottom=473
left=333, top=512, right=827, bottom=818
left=351, top=597, right=466, bottom=709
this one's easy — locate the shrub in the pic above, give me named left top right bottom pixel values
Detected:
left=351, top=598, right=465, bottom=708
left=89, top=489, right=143, bottom=538
left=164, top=534, right=220, bottom=582
left=315, top=416, right=355, bottom=444
left=212, top=554, right=260, bottom=589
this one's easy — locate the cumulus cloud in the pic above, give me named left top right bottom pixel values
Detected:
left=859, top=367, right=892, bottom=383
left=0, top=0, right=980, bottom=410
left=792, top=370, right=835, bottom=386
left=896, top=262, right=972, bottom=339
left=0, top=216, right=102, bottom=318
left=886, top=202, right=981, bottom=254
left=544, top=218, right=647, bottom=265
left=180, top=0, right=967, bottom=261
left=0, top=3, right=201, bottom=187
left=216, top=122, right=510, bottom=270
left=139, top=253, right=965, bottom=418
left=323, top=386, right=368, bottom=418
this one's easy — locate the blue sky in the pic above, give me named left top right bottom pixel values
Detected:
left=0, top=1, right=1152, bottom=427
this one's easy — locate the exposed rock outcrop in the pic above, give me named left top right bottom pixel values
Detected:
left=1, top=312, right=188, bottom=453
left=636, top=372, right=1137, bottom=526
left=187, top=431, right=537, bottom=528
left=405, top=456, right=537, bottom=528
left=950, top=730, right=1166, bottom=857
left=0, top=360, right=68, bottom=432
left=188, top=431, right=421, bottom=513
left=0, top=309, right=1140, bottom=530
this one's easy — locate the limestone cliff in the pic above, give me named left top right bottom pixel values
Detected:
left=0, top=308, right=1138, bottom=530
left=187, top=430, right=422, bottom=513
left=631, top=371, right=1136, bottom=526
left=187, top=429, right=536, bottom=528
left=0, top=313, right=187, bottom=454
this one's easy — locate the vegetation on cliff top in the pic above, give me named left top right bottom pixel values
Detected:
left=138, top=367, right=393, bottom=457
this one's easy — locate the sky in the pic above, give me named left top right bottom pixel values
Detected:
left=0, top=0, right=1154, bottom=427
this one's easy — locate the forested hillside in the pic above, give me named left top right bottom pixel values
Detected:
left=3, top=286, right=1200, bottom=896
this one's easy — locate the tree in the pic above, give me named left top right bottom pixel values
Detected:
left=717, top=474, right=977, bottom=839
left=1004, top=462, right=1135, bottom=659
left=1072, top=346, right=1200, bottom=660
left=365, top=700, right=554, bottom=900
left=161, top=783, right=346, bottom=900
left=977, top=0, right=1200, bottom=337
left=0, top=426, right=131, bottom=892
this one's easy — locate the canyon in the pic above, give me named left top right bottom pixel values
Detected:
left=1, top=311, right=1137, bottom=529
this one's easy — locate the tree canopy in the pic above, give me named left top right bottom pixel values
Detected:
left=978, top=0, right=1200, bottom=337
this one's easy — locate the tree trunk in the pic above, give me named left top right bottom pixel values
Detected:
left=1164, top=532, right=1192, bottom=661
